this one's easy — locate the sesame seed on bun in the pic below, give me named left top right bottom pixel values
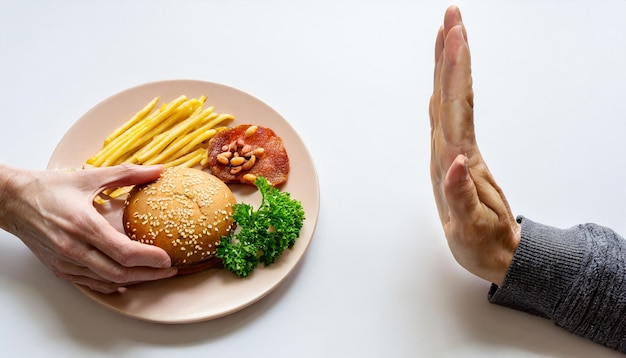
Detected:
left=123, top=166, right=236, bottom=275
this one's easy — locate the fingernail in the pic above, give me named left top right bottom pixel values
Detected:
left=453, top=7, right=467, bottom=41
left=455, top=6, right=463, bottom=22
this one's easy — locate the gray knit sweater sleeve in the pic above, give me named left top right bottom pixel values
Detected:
left=488, top=216, right=626, bottom=352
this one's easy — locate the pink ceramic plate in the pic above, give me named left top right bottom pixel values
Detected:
left=47, top=80, right=319, bottom=323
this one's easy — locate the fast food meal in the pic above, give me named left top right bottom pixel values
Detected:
left=123, top=166, right=236, bottom=275
left=206, top=124, right=290, bottom=186
left=87, top=92, right=303, bottom=278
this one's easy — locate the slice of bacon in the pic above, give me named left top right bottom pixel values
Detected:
left=205, top=124, right=290, bottom=186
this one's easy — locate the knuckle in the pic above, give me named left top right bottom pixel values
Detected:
left=102, top=265, right=132, bottom=283
left=111, top=244, right=140, bottom=267
left=52, top=267, right=69, bottom=280
left=55, top=236, right=85, bottom=259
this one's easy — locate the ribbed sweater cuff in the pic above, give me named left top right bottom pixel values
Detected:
left=488, top=216, right=586, bottom=318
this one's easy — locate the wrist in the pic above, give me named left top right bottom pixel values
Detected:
left=0, top=164, right=26, bottom=232
left=489, top=216, right=589, bottom=318
left=488, top=220, right=521, bottom=286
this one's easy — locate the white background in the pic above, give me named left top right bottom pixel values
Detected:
left=1, top=1, right=626, bottom=357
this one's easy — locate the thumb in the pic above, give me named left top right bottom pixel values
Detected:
left=86, top=164, right=164, bottom=192
left=443, top=154, right=479, bottom=221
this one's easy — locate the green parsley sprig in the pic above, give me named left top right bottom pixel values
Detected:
left=217, top=176, right=305, bottom=277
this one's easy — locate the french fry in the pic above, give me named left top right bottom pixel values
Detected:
left=162, top=115, right=233, bottom=158
left=102, top=96, right=159, bottom=146
left=143, top=115, right=218, bottom=165
left=148, top=113, right=233, bottom=165
left=105, top=185, right=133, bottom=199
left=128, top=98, right=204, bottom=164
left=163, top=148, right=207, bottom=168
left=155, top=127, right=218, bottom=164
left=132, top=106, right=215, bottom=163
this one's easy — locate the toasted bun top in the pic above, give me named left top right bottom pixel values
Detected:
left=123, top=166, right=236, bottom=269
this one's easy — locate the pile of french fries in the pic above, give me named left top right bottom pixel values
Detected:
left=86, top=95, right=234, bottom=201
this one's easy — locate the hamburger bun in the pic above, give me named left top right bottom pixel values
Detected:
left=123, top=166, right=236, bottom=275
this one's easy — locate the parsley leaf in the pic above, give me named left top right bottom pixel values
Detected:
left=217, top=176, right=305, bottom=277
